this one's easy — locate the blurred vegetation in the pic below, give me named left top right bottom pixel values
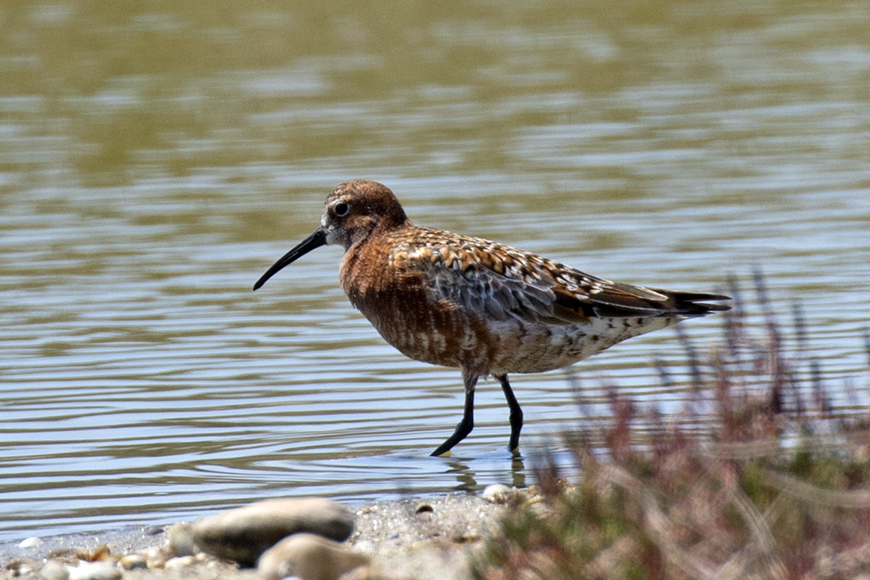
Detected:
left=476, top=274, right=870, bottom=580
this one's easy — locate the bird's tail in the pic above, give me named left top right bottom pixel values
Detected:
left=663, top=290, right=732, bottom=317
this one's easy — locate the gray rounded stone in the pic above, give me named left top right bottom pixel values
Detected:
left=257, top=533, right=369, bottom=580
left=191, top=498, right=354, bottom=566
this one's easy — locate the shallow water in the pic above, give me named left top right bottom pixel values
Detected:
left=2, top=0, right=870, bottom=545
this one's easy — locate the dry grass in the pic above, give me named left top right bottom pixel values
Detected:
left=476, top=274, right=870, bottom=580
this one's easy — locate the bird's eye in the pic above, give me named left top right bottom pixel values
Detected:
left=334, top=202, right=350, bottom=217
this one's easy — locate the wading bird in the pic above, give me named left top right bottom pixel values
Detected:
left=254, top=180, right=730, bottom=456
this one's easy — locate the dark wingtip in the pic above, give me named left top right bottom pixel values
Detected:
left=674, top=292, right=732, bottom=316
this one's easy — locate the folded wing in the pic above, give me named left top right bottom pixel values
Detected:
left=399, top=233, right=730, bottom=326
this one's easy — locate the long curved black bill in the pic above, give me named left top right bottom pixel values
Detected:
left=253, top=227, right=327, bottom=291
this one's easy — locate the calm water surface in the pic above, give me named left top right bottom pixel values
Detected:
left=2, top=1, right=870, bottom=545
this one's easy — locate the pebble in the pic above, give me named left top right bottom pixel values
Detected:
left=39, top=560, right=69, bottom=580
left=19, top=536, right=44, bottom=549
left=119, top=554, right=147, bottom=570
left=166, top=521, right=197, bottom=557
left=163, top=555, right=197, bottom=570
left=140, top=545, right=169, bottom=569
left=482, top=484, right=513, bottom=504
left=191, top=497, right=355, bottom=566
left=66, top=561, right=121, bottom=580
left=257, top=533, right=369, bottom=580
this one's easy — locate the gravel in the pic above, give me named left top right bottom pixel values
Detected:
left=0, top=491, right=530, bottom=580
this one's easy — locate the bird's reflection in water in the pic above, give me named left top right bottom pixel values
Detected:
left=510, top=454, right=526, bottom=489
left=446, top=458, right=476, bottom=492
left=445, top=453, right=527, bottom=493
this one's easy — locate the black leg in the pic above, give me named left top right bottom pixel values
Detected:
left=496, top=374, right=523, bottom=453
left=431, top=369, right=478, bottom=457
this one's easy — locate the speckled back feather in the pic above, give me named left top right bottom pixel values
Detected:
left=389, top=226, right=728, bottom=327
